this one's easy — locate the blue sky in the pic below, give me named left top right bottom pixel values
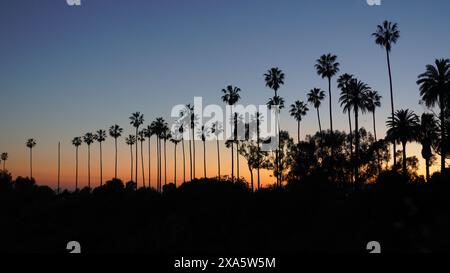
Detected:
left=0, top=0, right=449, bottom=186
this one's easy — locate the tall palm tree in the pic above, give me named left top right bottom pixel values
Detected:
left=143, top=126, right=153, bottom=188
left=417, top=58, right=450, bottom=173
left=180, top=104, right=194, bottom=181
left=198, top=125, right=209, bottom=179
left=211, top=122, right=223, bottom=179
left=267, top=95, right=285, bottom=186
left=221, top=85, right=241, bottom=182
left=315, top=54, right=340, bottom=133
left=138, top=130, right=146, bottom=188
left=338, top=73, right=355, bottom=180
left=129, top=112, right=144, bottom=187
left=170, top=136, right=181, bottom=186
left=255, top=112, right=263, bottom=189
left=125, top=135, right=136, bottom=182
left=365, top=90, right=382, bottom=141
left=339, top=79, right=370, bottom=184
left=83, top=133, right=95, bottom=188
left=151, top=117, right=167, bottom=192
left=373, top=20, right=400, bottom=167
left=109, top=124, right=123, bottom=180
left=161, top=125, right=170, bottom=186
left=26, top=138, right=37, bottom=179
left=418, top=113, right=439, bottom=182
left=386, top=109, right=420, bottom=175
left=177, top=124, right=186, bottom=184
left=264, top=68, right=285, bottom=186
left=72, top=137, right=82, bottom=190
left=95, top=129, right=107, bottom=187
left=1, top=152, right=8, bottom=171
left=289, top=100, right=309, bottom=143
left=307, top=88, right=326, bottom=134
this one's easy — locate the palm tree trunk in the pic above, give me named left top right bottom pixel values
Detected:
left=182, top=138, right=186, bottom=183
left=174, top=143, right=177, bottom=186
left=76, top=146, right=79, bottom=190
left=249, top=166, right=254, bottom=192
left=203, top=140, right=207, bottom=179
left=216, top=138, right=221, bottom=179
left=348, top=110, right=353, bottom=183
left=328, top=77, right=333, bottom=133
left=130, top=145, right=133, bottom=183
left=297, top=121, right=300, bottom=143
left=135, top=128, right=139, bottom=187
left=317, top=108, right=322, bottom=134
left=373, top=111, right=381, bottom=174
left=87, top=145, right=91, bottom=188
left=30, top=148, right=33, bottom=178
left=354, top=108, right=359, bottom=186
left=386, top=48, right=397, bottom=167
left=114, top=138, right=118, bottom=179
left=164, top=139, right=167, bottom=186
left=237, top=143, right=240, bottom=181
left=189, top=130, right=192, bottom=181
left=156, top=138, right=160, bottom=191
left=148, top=138, right=151, bottom=189
left=257, top=119, right=260, bottom=190
left=192, top=127, right=196, bottom=179
left=141, top=141, right=145, bottom=188
left=402, top=142, right=407, bottom=175
left=426, top=157, right=430, bottom=182
left=440, top=98, right=446, bottom=173
left=99, top=142, right=103, bottom=186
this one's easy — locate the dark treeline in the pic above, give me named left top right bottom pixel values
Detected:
left=1, top=165, right=450, bottom=253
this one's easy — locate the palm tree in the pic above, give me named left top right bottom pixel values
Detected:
left=264, top=67, right=285, bottom=186
left=338, top=73, right=355, bottom=179
left=109, top=124, right=123, bottom=180
left=72, top=137, right=82, bottom=190
left=180, top=104, right=195, bottom=181
left=211, top=122, right=223, bottom=179
left=161, top=125, right=171, bottom=186
left=315, top=54, right=340, bottom=133
left=267, top=96, right=285, bottom=186
left=83, top=133, right=95, bottom=188
left=339, top=79, right=370, bottom=183
left=26, top=138, right=37, bottom=179
left=143, top=126, right=153, bottom=188
left=1, top=152, right=8, bottom=171
left=129, top=112, right=144, bottom=187
left=198, top=125, right=209, bottom=179
left=138, top=130, right=146, bottom=188
left=365, top=90, right=382, bottom=141
left=221, top=85, right=241, bottom=182
left=386, top=109, right=420, bottom=175
left=151, top=117, right=167, bottom=192
left=418, top=113, right=439, bottom=181
left=417, top=58, right=450, bottom=173
left=170, top=136, right=181, bottom=186
left=125, top=135, right=136, bottom=182
left=373, top=20, right=400, bottom=166
left=289, top=101, right=309, bottom=143
left=95, top=129, right=107, bottom=186
left=307, top=88, right=326, bottom=134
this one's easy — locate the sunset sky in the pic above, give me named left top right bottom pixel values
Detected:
left=1, top=0, right=449, bottom=190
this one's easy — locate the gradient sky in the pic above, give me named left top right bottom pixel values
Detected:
left=1, top=0, right=449, bottom=190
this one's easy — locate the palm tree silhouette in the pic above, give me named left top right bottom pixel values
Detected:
left=180, top=104, right=195, bottom=181
left=365, top=90, right=382, bottom=141
left=198, top=125, right=209, bottom=179
left=386, top=109, right=420, bottom=175
left=176, top=124, right=186, bottom=184
left=339, top=79, right=370, bottom=184
left=289, top=101, right=309, bottom=143
left=338, top=73, right=355, bottom=179
left=161, top=125, right=171, bottom=187
left=26, top=138, right=37, bottom=179
left=109, top=124, right=123, bottom=180
left=129, top=112, right=144, bottom=187
left=170, top=135, right=181, bottom=186
left=83, top=133, right=95, bottom=188
left=211, top=122, right=223, bottom=179
left=221, top=85, right=241, bottom=182
left=418, top=113, right=439, bottom=181
left=417, top=58, right=450, bottom=173
left=315, top=54, right=340, bottom=133
left=125, top=135, right=136, bottom=183
left=264, top=68, right=285, bottom=186
left=95, top=129, right=107, bottom=186
left=138, top=130, right=146, bottom=188
left=373, top=20, right=400, bottom=167
left=307, top=88, right=326, bottom=135
left=1, top=152, right=8, bottom=171
left=267, top=95, right=285, bottom=186
left=151, top=117, right=167, bottom=192
left=143, top=126, right=153, bottom=188
left=71, top=137, right=82, bottom=190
